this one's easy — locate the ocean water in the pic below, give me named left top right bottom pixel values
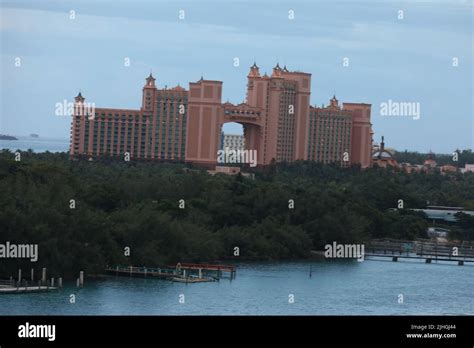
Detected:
left=0, top=136, right=69, bottom=153
left=1, top=260, right=473, bottom=315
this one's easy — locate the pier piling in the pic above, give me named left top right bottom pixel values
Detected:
left=364, top=239, right=474, bottom=265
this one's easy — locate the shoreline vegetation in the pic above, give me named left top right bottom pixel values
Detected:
left=0, top=150, right=473, bottom=279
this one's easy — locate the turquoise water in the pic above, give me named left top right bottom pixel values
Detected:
left=0, top=136, right=69, bottom=153
left=1, top=260, right=473, bottom=315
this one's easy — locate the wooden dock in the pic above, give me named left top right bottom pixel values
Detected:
left=106, top=263, right=237, bottom=281
left=0, top=278, right=59, bottom=294
left=171, top=263, right=236, bottom=279
left=0, top=285, right=58, bottom=294
left=365, top=239, right=474, bottom=265
left=0, top=268, right=81, bottom=294
left=105, top=266, right=177, bottom=279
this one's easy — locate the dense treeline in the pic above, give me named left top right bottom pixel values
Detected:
left=1, top=150, right=473, bottom=278
left=393, top=149, right=474, bottom=166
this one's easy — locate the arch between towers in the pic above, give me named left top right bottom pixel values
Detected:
left=220, top=120, right=262, bottom=162
left=185, top=105, right=263, bottom=168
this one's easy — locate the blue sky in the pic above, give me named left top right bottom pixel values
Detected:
left=1, top=0, right=472, bottom=153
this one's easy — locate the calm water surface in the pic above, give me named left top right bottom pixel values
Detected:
left=1, top=260, right=473, bottom=315
left=0, top=136, right=69, bottom=153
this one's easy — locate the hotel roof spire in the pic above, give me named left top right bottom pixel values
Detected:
left=248, top=62, right=260, bottom=77
left=75, top=91, right=85, bottom=103
left=145, top=72, right=156, bottom=88
left=272, top=62, right=283, bottom=77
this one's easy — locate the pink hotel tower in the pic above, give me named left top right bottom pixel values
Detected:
left=70, top=63, right=373, bottom=168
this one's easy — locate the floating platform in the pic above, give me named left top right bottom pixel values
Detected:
left=172, top=263, right=236, bottom=273
left=172, top=276, right=216, bottom=283
left=0, top=285, right=58, bottom=294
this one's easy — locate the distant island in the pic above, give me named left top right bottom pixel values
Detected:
left=30, top=134, right=39, bottom=138
left=0, top=134, right=18, bottom=140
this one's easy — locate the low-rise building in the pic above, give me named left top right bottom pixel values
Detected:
left=461, top=164, right=474, bottom=173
